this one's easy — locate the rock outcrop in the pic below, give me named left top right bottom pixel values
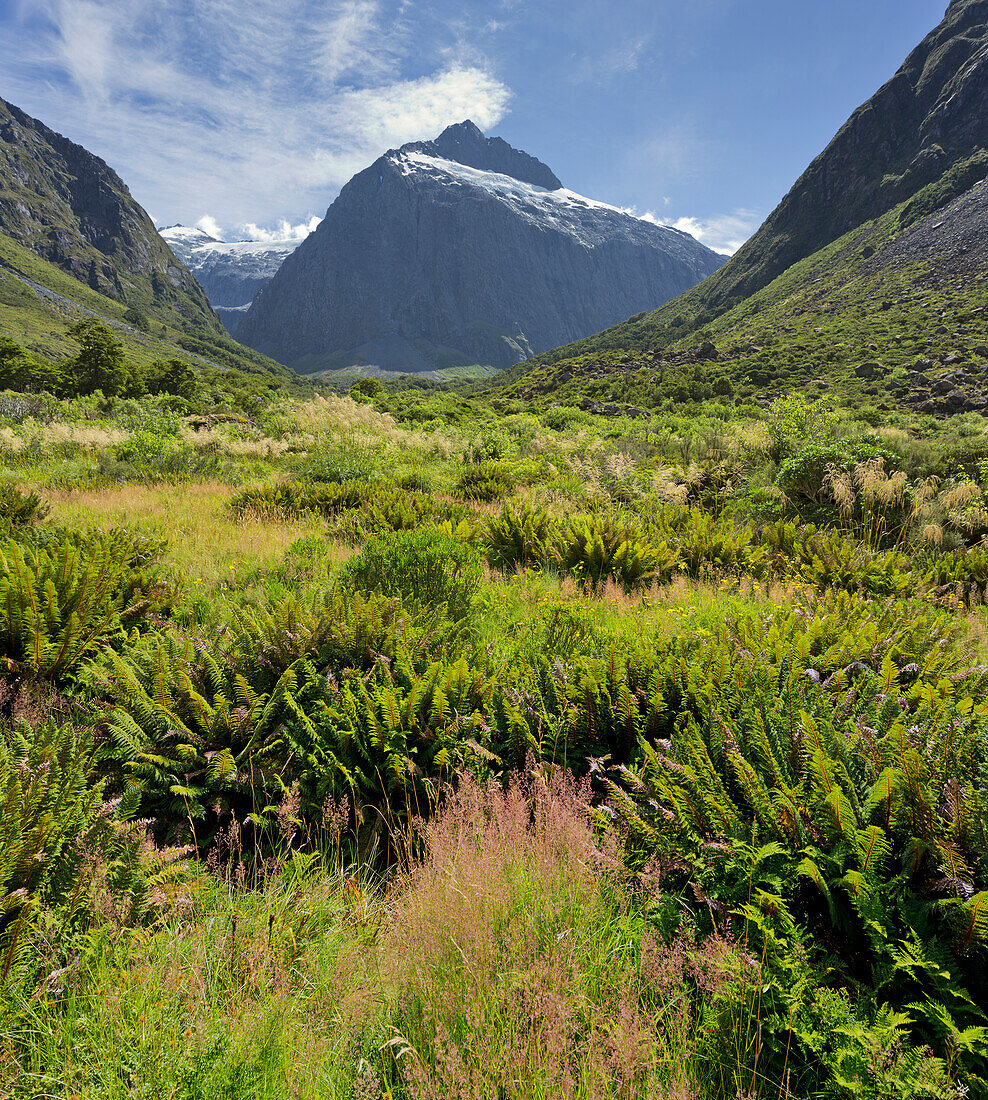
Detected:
left=237, top=121, right=724, bottom=373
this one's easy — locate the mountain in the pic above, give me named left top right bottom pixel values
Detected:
left=237, top=121, right=724, bottom=376
left=0, top=96, right=219, bottom=333
left=160, top=225, right=303, bottom=336
left=504, top=0, right=988, bottom=416
left=0, top=96, right=294, bottom=383
left=690, top=0, right=988, bottom=315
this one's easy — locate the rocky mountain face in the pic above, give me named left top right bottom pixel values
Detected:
left=0, top=97, right=220, bottom=332
left=511, top=0, right=988, bottom=411
left=676, top=0, right=988, bottom=315
left=160, top=225, right=303, bottom=336
left=237, top=121, right=724, bottom=374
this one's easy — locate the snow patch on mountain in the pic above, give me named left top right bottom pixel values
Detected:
left=160, top=224, right=307, bottom=334
left=394, top=152, right=697, bottom=247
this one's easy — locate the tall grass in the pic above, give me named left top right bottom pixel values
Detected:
left=0, top=770, right=743, bottom=1099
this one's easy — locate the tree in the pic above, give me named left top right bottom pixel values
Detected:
left=145, top=359, right=197, bottom=400
left=0, top=338, right=65, bottom=394
left=67, top=320, right=129, bottom=396
left=350, top=377, right=385, bottom=400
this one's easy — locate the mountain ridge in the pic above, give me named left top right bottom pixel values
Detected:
left=404, top=120, right=563, bottom=190
left=0, top=96, right=221, bottom=334
left=237, top=122, right=724, bottom=376
left=160, top=224, right=304, bottom=336
left=500, top=0, right=988, bottom=413
left=664, top=0, right=988, bottom=318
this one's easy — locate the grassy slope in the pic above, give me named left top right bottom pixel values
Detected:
left=498, top=179, right=988, bottom=411
left=0, top=229, right=299, bottom=383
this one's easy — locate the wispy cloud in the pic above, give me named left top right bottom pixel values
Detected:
left=643, top=210, right=759, bottom=255
left=2, top=0, right=512, bottom=227
left=577, top=35, right=652, bottom=83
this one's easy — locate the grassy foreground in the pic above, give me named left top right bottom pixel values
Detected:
left=2, top=372, right=988, bottom=1097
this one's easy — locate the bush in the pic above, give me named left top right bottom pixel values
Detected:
left=557, top=516, right=679, bottom=592
left=349, top=377, right=384, bottom=399
left=341, top=528, right=483, bottom=620
left=481, top=503, right=557, bottom=573
left=455, top=462, right=516, bottom=503
left=0, top=484, right=49, bottom=529
left=778, top=438, right=898, bottom=509
left=0, top=529, right=167, bottom=685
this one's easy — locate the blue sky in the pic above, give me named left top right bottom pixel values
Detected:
left=0, top=0, right=947, bottom=252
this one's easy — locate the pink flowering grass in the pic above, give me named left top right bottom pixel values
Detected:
left=1, top=768, right=745, bottom=1099
left=381, top=768, right=742, bottom=1099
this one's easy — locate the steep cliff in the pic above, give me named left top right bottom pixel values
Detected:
left=237, top=122, right=723, bottom=374
left=0, top=97, right=221, bottom=332
left=666, top=0, right=988, bottom=316
left=505, top=0, right=988, bottom=407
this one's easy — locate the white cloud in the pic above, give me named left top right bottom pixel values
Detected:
left=641, top=210, right=759, bottom=255
left=4, top=0, right=512, bottom=228
left=238, top=217, right=324, bottom=242
left=315, top=0, right=396, bottom=84
left=337, top=68, right=512, bottom=151
left=195, top=215, right=224, bottom=240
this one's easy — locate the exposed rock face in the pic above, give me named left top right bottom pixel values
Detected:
left=0, top=97, right=219, bottom=330
left=687, top=0, right=988, bottom=311
left=160, top=225, right=302, bottom=335
left=238, top=121, right=724, bottom=373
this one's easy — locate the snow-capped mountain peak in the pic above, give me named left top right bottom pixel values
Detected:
left=160, top=223, right=219, bottom=243
left=159, top=224, right=306, bottom=335
left=393, top=152, right=693, bottom=246
left=237, top=121, right=725, bottom=375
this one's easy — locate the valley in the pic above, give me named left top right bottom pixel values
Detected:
left=3, top=1, right=988, bottom=1098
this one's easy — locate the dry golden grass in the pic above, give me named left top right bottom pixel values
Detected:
left=281, top=395, right=460, bottom=458
left=45, top=481, right=326, bottom=583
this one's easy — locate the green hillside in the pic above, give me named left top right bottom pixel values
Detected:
left=500, top=0, right=988, bottom=418
left=0, top=227, right=297, bottom=386
left=500, top=172, right=988, bottom=417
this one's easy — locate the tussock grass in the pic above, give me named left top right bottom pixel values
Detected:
left=46, top=482, right=325, bottom=583
left=1, top=772, right=741, bottom=1099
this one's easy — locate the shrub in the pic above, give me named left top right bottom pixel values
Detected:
left=349, top=377, right=384, bottom=399
left=0, top=529, right=167, bottom=685
left=455, top=462, right=515, bottom=503
left=0, top=483, right=49, bottom=529
left=341, top=529, right=483, bottom=621
left=481, top=503, right=557, bottom=573
left=777, top=438, right=898, bottom=510
left=607, top=640, right=988, bottom=1093
left=556, top=516, right=679, bottom=592
left=0, top=721, right=179, bottom=990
